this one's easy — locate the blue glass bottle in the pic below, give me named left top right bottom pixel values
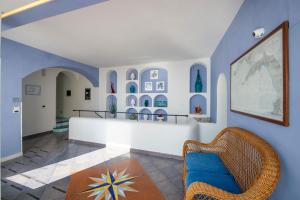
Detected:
left=195, top=69, right=203, bottom=93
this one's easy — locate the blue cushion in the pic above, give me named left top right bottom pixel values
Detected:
left=186, top=152, right=229, bottom=174
left=186, top=171, right=241, bottom=194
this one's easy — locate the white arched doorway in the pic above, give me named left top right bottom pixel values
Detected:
left=22, top=68, right=98, bottom=139
left=216, top=73, right=228, bottom=128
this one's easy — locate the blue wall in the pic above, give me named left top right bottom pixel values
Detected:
left=1, top=38, right=99, bottom=158
left=211, top=0, right=300, bottom=198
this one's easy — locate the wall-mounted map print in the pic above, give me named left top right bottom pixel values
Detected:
left=231, top=21, right=289, bottom=126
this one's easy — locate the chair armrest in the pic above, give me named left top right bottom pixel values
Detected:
left=182, top=140, right=225, bottom=158
left=185, top=182, right=242, bottom=200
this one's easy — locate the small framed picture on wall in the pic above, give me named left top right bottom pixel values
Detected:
left=85, top=88, right=91, bottom=100
left=145, top=82, right=153, bottom=91
left=150, top=70, right=159, bottom=80
left=156, top=81, right=165, bottom=91
left=66, top=90, right=71, bottom=96
left=25, top=84, right=41, bottom=95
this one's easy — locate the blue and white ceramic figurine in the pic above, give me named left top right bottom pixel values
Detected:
left=130, top=72, right=136, bottom=80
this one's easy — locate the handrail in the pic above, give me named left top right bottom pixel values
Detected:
left=73, top=109, right=189, bottom=124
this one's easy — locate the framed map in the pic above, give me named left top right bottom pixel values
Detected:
left=230, top=21, right=289, bottom=126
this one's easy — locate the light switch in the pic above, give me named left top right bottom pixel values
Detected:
left=13, top=106, right=20, bottom=113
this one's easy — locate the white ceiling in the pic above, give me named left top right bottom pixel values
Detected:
left=0, top=0, right=35, bottom=13
left=2, top=0, right=244, bottom=67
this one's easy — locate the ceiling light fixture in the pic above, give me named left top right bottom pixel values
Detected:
left=1, top=0, right=52, bottom=19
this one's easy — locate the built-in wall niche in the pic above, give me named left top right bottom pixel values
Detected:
left=126, top=82, right=138, bottom=93
left=126, top=108, right=138, bottom=120
left=154, top=109, right=168, bottom=122
left=140, top=108, right=152, bottom=120
left=140, top=68, right=168, bottom=93
left=154, top=95, right=168, bottom=107
left=189, top=94, right=206, bottom=115
left=126, top=95, right=138, bottom=107
left=126, top=68, right=138, bottom=80
left=190, top=63, right=207, bottom=93
left=107, top=70, right=117, bottom=93
left=106, top=95, right=117, bottom=117
left=139, top=95, right=152, bottom=107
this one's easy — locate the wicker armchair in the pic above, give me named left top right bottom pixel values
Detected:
left=183, top=127, right=280, bottom=200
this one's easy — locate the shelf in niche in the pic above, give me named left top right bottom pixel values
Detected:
left=189, top=94, right=206, bottom=115
left=126, top=68, right=138, bottom=81
left=125, top=80, right=139, bottom=83
left=189, top=114, right=208, bottom=118
left=126, top=108, right=138, bottom=120
left=126, top=106, right=138, bottom=109
left=154, top=95, right=168, bottom=108
left=126, top=81, right=138, bottom=94
left=190, top=63, right=207, bottom=93
left=153, top=109, right=168, bottom=122
left=106, top=95, right=117, bottom=118
left=107, top=70, right=117, bottom=94
left=189, top=93, right=207, bottom=98
left=139, top=95, right=152, bottom=107
left=139, top=106, right=153, bottom=110
left=139, top=108, right=152, bottom=120
left=126, top=95, right=138, bottom=107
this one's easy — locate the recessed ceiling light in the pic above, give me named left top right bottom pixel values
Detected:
left=1, top=0, right=52, bottom=19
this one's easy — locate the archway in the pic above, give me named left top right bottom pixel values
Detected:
left=1, top=38, right=99, bottom=159
left=216, top=73, right=227, bottom=128
left=22, top=68, right=97, bottom=140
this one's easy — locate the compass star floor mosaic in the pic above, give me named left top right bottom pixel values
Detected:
left=1, top=132, right=184, bottom=200
left=67, top=160, right=164, bottom=200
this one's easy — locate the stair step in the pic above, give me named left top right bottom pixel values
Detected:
left=53, top=128, right=69, bottom=133
left=53, top=125, right=69, bottom=133
left=56, top=119, right=69, bottom=123
left=55, top=121, right=69, bottom=128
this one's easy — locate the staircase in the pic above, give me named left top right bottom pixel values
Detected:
left=53, top=117, right=69, bottom=133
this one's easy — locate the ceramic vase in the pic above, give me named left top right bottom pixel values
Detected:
left=130, top=98, right=136, bottom=107
left=130, top=85, right=136, bottom=93
left=195, top=104, right=202, bottom=114
left=111, top=82, right=116, bottom=93
left=130, top=73, right=135, bottom=80
left=144, top=100, right=149, bottom=107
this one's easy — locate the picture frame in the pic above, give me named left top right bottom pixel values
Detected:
left=230, top=21, right=289, bottom=126
left=144, top=82, right=153, bottom=91
left=150, top=69, right=159, bottom=80
left=25, top=84, right=41, bottom=95
left=85, top=88, right=91, bottom=100
left=66, top=90, right=71, bottom=96
left=156, top=81, right=165, bottom=91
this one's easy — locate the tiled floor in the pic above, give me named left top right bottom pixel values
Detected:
left=1, top=132, right=184, bottom=200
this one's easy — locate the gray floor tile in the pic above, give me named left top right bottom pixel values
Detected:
left=160, top=165, right=181, bottom=179
left=40, top=186, right=66, bottom=200
left=1, top=131, right=185, bottom=200
left=156, top=179, right=180, bottom=197
left=148, top=169, right=168, bottom=183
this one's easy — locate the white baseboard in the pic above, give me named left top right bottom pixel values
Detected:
left=1, top=152, right=23, bottom=162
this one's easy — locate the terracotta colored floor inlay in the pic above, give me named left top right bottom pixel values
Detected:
left=66, top=159, right=165, bottom=200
